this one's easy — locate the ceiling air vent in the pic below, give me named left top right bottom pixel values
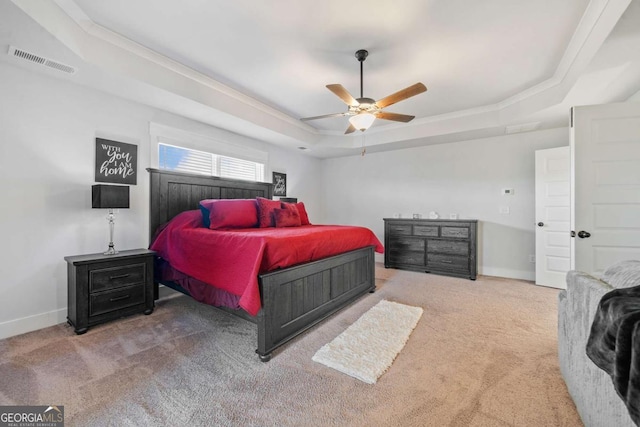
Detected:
left=8, top=46, right=76, bottom=75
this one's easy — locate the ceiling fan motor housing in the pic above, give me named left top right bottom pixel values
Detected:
left=355, top=49, right=369, bottom=62
left=351, top=97, right=378, bottom=114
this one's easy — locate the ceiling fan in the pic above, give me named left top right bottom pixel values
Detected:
left=301, top=49, right=427, bottom=134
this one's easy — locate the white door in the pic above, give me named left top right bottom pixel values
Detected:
left=535, top=147, right=571, bottom=288
left=572, top=102, right=640, bottom=276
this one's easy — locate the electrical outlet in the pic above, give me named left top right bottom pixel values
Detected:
left=529, top=255, right=536, bottom=263
left=499, top=206, right=510, bottom=214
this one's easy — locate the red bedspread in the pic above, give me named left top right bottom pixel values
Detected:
left=150, top=210, right=384, bottom=316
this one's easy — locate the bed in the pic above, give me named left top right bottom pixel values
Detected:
left=147, top=168, right=382, bottom=361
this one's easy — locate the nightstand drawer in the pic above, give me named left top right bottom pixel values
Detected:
left=90, top=263, right=146, bottom=292
left=90, top=284, right=145, bottom=316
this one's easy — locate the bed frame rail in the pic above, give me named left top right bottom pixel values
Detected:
left=257, top=246, right=375, bottom=360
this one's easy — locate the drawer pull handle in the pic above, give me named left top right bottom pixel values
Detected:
left=440, top=260, right=452, bottom=263
left=109, top=274, right=130, bottom=280
left=109, top=294, right=130, bottom=302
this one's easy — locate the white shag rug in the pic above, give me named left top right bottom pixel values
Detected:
left=312, top=300, right=423, bottom=384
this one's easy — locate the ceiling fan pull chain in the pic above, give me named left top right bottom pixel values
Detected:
left=361, top=133, right=366, bottom=156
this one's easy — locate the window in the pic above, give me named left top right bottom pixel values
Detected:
left=159, top=142, right=264, bottom=181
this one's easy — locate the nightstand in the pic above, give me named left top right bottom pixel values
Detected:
left=65, top=249, right=156, bottom=334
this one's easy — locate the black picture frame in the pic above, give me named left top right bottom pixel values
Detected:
left=272, top=171, right=287, bottom=197
left=95, top=138, right=138, bottom=185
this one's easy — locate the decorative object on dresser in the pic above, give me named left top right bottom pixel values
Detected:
left=92, top=184, right=129, bottom=255
left=384, top=218, right=478, bottom=280
left=65, top=249, right=155, bottom=334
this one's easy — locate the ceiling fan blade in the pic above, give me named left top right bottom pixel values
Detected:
left=326, top=84, right=359, bottom=107
left=344, top=123, right=357, bottom=134
left=300, top=112, right=348, bottom=121
left=375, top=111, right=416, bottom=123
left=375, top=83, right=427, bottom=109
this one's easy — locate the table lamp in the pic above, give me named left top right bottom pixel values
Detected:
left=92, top=184, right=130, bottom=255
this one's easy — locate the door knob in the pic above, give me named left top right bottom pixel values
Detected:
left=577, top=230, right=591, bottom=238
left=537, top=222, right=544, bottom=227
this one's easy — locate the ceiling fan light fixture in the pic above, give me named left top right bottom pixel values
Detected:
left=349, top=112, right=376, bottom=131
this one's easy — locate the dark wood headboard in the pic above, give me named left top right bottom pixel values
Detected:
left=147, top=168, right=274, bottom=243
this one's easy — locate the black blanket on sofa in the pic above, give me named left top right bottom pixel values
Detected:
left=587, top=285, right=640, bottom=426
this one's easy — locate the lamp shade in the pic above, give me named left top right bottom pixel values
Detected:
left=92, top=185, right=130, bottom=209
left=349, top=112, right=376, bottom=131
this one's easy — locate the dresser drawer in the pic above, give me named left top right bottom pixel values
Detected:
left=427, top=253, right=469, bottom=272
left=441, top=226, right=469, bottom=239
left=389, top=249, right=425, bottom=266
left=413, top=225, right=439, bottom=237
left=90, top=263, right=146, bottom=293
left=90, top=284, right=145, bottom=316
left=427, top=240, right=469, bottom=256
left=387, top=223, right=412, bottom=235
left=389, top=237, right=425, bottom=251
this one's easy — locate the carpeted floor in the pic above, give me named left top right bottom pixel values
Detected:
left=0, top=265, right=582, bottom=426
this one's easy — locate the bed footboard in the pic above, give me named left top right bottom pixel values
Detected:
left=256, top=246, right=375, bottom=361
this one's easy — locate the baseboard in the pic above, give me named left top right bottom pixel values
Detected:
left=480, top=267, right=535, bottom=282
left=158, top=284, right=180, bottom=299
left=0, top=308, right=68, bottom=340
left=0, top=286, right=180, bottom=341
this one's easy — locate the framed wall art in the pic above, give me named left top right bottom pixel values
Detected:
left=272, top=171, right=287, bottom=197
left=95, top=138, right=138, bottom=185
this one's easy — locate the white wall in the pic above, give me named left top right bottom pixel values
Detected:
left=320, top=128, right=569, bottom=280
left=0, top=62, right=322, bottom=339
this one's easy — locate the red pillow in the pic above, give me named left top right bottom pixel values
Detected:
left=257, top=197, right=282, bottom=228
left=282, top=202, right=311, bottom=225
left=199, top=199, right=258, bottom=229
left=273, top=208, right=301, bottom=227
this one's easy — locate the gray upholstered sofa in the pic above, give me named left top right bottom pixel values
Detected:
left=558, top=260, right=640, bottom=427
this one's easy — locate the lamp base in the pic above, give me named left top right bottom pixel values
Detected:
left=104, top=243, right=118, bottom=256
left=104, top=209, right=118, bottom=255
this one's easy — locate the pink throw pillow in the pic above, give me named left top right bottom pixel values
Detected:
left=273, top=208, right=301, bottom=227
left=199, top=199, right=258, bottom=229
left=282, top=202, right=311, bottom=225
left=257, top=197, right=282, bottom=228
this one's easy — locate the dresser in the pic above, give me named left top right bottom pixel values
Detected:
left=384, top=218, right=478, bottom=280
left=65, top=249, right=155, bottom=334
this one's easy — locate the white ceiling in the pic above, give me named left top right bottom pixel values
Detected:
left=3, top=0, right=640, bottom=157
